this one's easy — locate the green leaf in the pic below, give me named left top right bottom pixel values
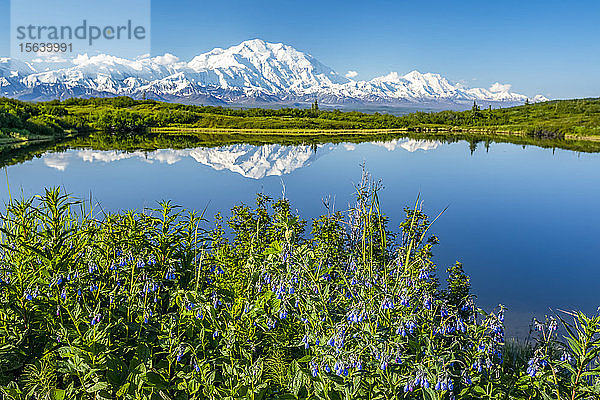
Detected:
left=50, top=389, right=66, bottom=400
left=116, top=382, right=131, bottom=397
left=106, top=355, right=128, bottom=387
left=473, top=385, right=487, bottom=395
left=86, top=381, right=109, bottom=393
left=145, top=370, right=168, bottom=389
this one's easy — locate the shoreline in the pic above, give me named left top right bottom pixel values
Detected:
left=150, top=125, right=600, bottom=143
left=0, top=131, right=83, bottom=153
left=2, top=126, right=599, bottom=158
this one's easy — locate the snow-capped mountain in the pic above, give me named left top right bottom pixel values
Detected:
left=0, top=39, right=547, bottom=107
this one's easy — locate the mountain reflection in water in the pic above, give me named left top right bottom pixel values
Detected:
left=42, top=139, right=440, bottom=179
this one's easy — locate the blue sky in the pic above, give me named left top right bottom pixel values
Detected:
left=1, top=0, right=598, bottom=99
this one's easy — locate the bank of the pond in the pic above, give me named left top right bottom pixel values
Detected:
left=3, top=96, right=600, bottom=154
left=149, top=125, right=600, bottom=147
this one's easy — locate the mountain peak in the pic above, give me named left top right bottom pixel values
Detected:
left=404, top=70, right=424, bottom=79
left=238, top=38, right=278, bottom=49
left=0, top=39, right=547, bottom=106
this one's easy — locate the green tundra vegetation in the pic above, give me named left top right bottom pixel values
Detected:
left=1, top=96, right=599, bottom=147
left=0, top=180, right=599, bottom=399
left=3, top=129, right=600, bottom=172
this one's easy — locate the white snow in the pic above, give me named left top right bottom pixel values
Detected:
left=1, top=39, right=548, bottom=104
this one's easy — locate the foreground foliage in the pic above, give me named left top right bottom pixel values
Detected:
left=0, top=178, right=598, bottom=399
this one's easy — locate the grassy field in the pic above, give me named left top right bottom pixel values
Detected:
left=1, top=96, right=600, bottom=155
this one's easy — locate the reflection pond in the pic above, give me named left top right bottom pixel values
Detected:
left=2, top=135, right=600, bottom=336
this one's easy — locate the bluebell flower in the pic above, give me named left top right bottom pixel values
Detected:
left=414, top=375, right=421, bottom=386
left=560, top=352, right=572, bottom=363
left=423, top=296, right=432, bottom=310
left=88, top=263, right=97, bottom=274
left=90, top=314, right=101, bottom=326
left=302, top=335, right=309, bottom=349
left=382, top=298, right=394, bottom=310
left=310, top=361, right=318, bottom=377
left=400, top=295, right=410, bottom=307
left=165, top=267, right=176, bottom=280
left=396, top=326, right=407, bottom=336
left=463, top=374, right=472, bottom=385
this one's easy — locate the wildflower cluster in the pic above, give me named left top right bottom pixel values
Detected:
left=0, top=186, right=598, bottom=400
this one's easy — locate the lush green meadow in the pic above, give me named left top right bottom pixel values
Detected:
left=1, top=97, right=600, bottom=152
left=0, top=176, right=599, bottom=399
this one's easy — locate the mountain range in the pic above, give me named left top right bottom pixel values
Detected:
left=1, top=39, right=547, bottom=108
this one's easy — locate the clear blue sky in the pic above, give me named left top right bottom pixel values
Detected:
left=1, top=0, right=598, bottom=99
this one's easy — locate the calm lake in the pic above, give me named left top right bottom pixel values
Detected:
left=2, top=136, right=599, bottom=336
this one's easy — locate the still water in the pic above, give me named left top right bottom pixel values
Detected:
left=3, top=138, right=599, bottom=336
